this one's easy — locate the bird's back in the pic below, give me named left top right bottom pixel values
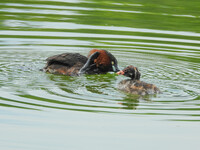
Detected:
left=44, top=53, right=87, bottom=76
left=46, top=53, right=87, bottom=67
left=118, top=79, right=161, bottom=95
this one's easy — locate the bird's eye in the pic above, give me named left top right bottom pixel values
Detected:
left=111, top=61, right=114, bottom=65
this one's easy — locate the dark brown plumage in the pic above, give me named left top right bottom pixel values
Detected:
left=43, top=53, right=87, bottom=76
left=43, top=49, right=119, bottom=76
left=117, top=65, right=161, bottom=95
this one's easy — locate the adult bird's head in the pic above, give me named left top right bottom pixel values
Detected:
left=79, top=49, right=119, bottom=75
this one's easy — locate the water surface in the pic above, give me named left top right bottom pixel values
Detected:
left=0, top=0, right=200, bottom=149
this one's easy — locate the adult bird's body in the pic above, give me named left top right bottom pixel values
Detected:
left=43, top=49, right=119, bottom=76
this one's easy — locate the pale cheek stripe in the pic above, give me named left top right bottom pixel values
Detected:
left=134, top=67, right=137, bottom=80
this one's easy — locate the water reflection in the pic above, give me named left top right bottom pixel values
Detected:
left=0, top=0, right=199, bottom=120
left=118, top=95, right=140, bottom=110
left=1, top=1, right=200, bottom=150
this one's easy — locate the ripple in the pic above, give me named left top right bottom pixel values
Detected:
left=1, top=30, right=200, bottom=45
left=0, top=50, right=199, bottom=118
left=0, top=0, right=200, bottom=121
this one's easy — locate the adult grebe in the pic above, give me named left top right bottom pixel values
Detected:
left=43, top=49, right=119, bottom=76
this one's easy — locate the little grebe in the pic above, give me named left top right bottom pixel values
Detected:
left=117, top=65, right=161, bottom=95
left=43, top=49, right=119, bottom=76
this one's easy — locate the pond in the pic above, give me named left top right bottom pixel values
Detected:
left=0, top=0, right=200, bottom=149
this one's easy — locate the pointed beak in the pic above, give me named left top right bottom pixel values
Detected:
left=116, top=70, right=124, bottom=75
left=112, top=64, right=120, bottom=72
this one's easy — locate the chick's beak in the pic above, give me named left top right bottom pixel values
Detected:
left=116, top=70, right=124, bottom=75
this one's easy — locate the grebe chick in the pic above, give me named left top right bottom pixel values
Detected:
left=117, top=65, right=161, bottom=95
left=43, top=49, right=119, bottom=76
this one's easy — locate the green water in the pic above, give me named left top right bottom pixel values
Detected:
left=0, top=0, right=200, bottom=149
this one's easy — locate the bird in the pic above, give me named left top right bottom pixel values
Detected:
left=42, top=49, right=119, bottom=76
left=117, top=65, right=161, bottom=95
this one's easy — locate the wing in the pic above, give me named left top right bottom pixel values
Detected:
left=46, top=53, right=88, bottom=67
left=134, top=81, right=161, bottom=94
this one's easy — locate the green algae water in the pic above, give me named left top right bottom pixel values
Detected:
left=0, top=0, right=200, bottom=149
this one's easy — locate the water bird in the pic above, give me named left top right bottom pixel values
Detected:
left=43, top=49, right=119, bottom=76
left=117, top=65, right=161, bottom=95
